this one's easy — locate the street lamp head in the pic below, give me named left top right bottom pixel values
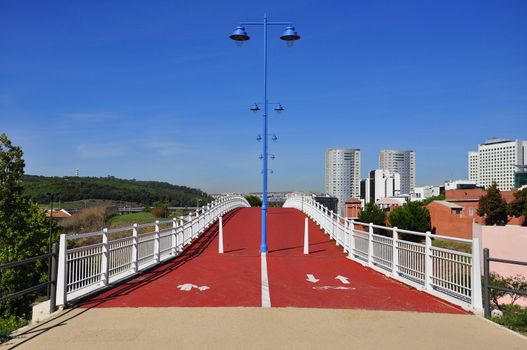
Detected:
left=229, top=26, right=250, bottom=46
left=274, top=104, right=284, bottom=113
left=280, top=26, right=301, bottom=47
left=250, top=103, right=260, bottom=113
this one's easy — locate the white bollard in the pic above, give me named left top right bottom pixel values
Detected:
left=218, top=216, right=224, bottom=254
left=304, top=217, right=309, bottom=255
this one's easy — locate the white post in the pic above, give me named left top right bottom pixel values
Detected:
left=171, top=219, right=177, bottom=256
left=471, top=237, right=483, bottom=312
left=304, top=217, right=309, bottom=255
left=178, top=219, right=184, bottom=250
left=218, top=216, right=224, bottom=254
left=56, top=234, right=68, bottom=306
left=392, top=227, right=398, bottom=278
left=154, top=221, right=160, bottom=263
left=348, top=220, right=355, bottom=258
left=188, top=214, right=193, bottom=241
left=425, top=231, right=433, bottom=291
left=132, top=224, right=138, bottom=273
left=368, top=223, right=374, bottom=266
left=102, top=228, right=109, bottom=286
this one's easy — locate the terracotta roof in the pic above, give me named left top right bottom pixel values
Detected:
left=45, top=209, right=72, bottom=218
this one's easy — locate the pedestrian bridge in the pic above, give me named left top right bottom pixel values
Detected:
left=53, top=194, right=480, bottom=312
left=5, top=195, right=527, bottom=349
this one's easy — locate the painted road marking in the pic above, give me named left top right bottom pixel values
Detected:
left=335, top=275, right=350, bottom=284
left=313, top=286, right=356, bottom=291
left=261, top=253, right=271, bottom=308
left=177, top=284, right=210, bottom=292
left=306, top=274, right=320, bottom=283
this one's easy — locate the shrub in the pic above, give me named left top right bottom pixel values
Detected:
left=151, top=206, right=169, bottom=218
left=493, top=304, right=527, bottom=335
left=245, top=195, right=262, bottom=207
left=59, top=206, right=106, bottom=234
left=0, top=314, right=27, bottom=343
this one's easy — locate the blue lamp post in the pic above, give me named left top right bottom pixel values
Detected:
left=230, top=14, right=301, bottom=254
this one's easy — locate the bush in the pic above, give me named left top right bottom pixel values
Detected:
left=151, top=206, right=169, bottom=218
left=493, top=304, right=527, bottom=335
left=59, top=206, right=106, bottom=234
left=388, top=201, right=431, bottom=242
left=0, top=315, right=27, bottom=343
left=245, top=195, right=262, bottom=207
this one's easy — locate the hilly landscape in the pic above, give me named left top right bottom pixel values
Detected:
left=22, top=175, right=212, bottom=207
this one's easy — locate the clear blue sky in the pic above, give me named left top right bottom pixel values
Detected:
left=1, top=0, right=526, bottom=193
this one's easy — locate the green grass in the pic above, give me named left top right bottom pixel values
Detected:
left=108, top=212, right=156, bottom=228
left=0, top=316, right=27, bottom=343
left=432, top=238, right=472, bottom=253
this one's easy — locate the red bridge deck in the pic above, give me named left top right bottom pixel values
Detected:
left=80, top=208, right=465, bottom=313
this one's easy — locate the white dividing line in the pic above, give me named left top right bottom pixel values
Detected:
left=261, top=253, right=271, bottom=308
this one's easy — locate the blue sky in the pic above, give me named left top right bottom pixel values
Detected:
left=1, top=0, right=526, bottom=193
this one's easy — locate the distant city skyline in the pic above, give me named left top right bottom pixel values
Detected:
left=1, top=1, right=526, bottom=194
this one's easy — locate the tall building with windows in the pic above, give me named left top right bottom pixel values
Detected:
left=379, top=150, right=415, bottom=195
left=468, top=138, right=527, bottom=190
left=361, top=169, right=401, bottom=204
left=325, top=148, right=361, bottom=215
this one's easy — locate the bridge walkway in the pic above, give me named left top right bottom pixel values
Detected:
left=79, top=207, right=463, bottom=312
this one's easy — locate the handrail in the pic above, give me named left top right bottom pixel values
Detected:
left=56, top=195, right=250, bottom=306
left=0, top=243, right=59, bottom=313
left=283, top=194, right=483, bottom=312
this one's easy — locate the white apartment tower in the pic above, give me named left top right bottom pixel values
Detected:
left=362, top=169, right=401, bottom=204
left=468, top=138, right=527, bottom=190
left=325, top=148, right=361, bottom=215
left=379, top=150, right=415, bottom=195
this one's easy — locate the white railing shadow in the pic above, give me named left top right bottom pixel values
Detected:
left=284, top=195, right=483, bottom=312
left=56, top=195, right=250, bottom=306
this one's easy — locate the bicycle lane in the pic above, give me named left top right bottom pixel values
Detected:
left=79, top=207, right=262, bottom=308
left=265, top=208, right=466, bottom=313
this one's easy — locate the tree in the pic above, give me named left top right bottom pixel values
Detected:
left=388, top=201, right=431, bottom=241
left=358, top=202, right=385, bottom=226
left=478, top=182, right=508, bottom=225
left=245, top=195, right=262, bottom=207
left=0, top=133, right=58, bottom=320
left=509, top=188, right=527, bottom=225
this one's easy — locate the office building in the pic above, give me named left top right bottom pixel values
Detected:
left=361, top=169, right=401, bottom=204
left=468, top=138, right=527, bottom=190
left=379, top=150, right=415, bottom=195
left=325, top=148, right=361, bottom=215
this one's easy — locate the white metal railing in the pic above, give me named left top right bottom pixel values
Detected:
left=56, top=195, right=250, bottom=305
left=283, top=195, right=483, bottom=311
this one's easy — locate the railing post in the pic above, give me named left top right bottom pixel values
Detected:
left=392, top=227, right=398, bottom=278
left=218, top=216, right=224, bottom=254
left=154, top=220, right=160, bottom=263
left=171, top=218, right=177, bottom=256
left=483, top=248, right=490, bottom=318
left=304, top=217, right=309, bottom=255
left=368, top=223, right=374, bottom=266
left=56, top=234, right=67, bottom=306
left=132, top=224, right=138, bottom=273
left=50, top=242, right=58, bottom=313
left=425, top=231, right=433, bottom=291
left=188, top=213, right=193, bottom=241
left=102, top=228, right=109, bottom=286
left=178, top=219, right=184, bottom=250
left=348, top=220, right=355, bottom=259
left=470, top=238, right=484, bottom=311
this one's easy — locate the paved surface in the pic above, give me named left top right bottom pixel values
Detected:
left=3, top=207, right=527, bottom=349
left=79, top=207, right=464, bottom=312
left=3, top=308, right=527, bottom=350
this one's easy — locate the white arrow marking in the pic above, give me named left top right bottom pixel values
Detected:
left=177, top=284, right=210, bottom=292
left=313, top=286, right=356, bottom=291
left=306, top=274, right=319, bottom=283
left=335, top=275, right=350, bottom=284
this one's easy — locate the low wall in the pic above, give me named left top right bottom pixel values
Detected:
left=473, top=224, right=527, bottom=306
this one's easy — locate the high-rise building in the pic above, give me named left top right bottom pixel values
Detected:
left=325, top=148, right=361, bottom=215
left=379, top=150, right=415, bottom=195
left=361, top=169, right=401, bottom=204
left=468, top=138, right=527, bottom=190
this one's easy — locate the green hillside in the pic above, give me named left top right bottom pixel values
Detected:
left=22, top=175, right=212, bottom=206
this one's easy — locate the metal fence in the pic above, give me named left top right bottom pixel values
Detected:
left=0, top=243, right=58, bottom=313
left=483, top=248, right=527, bottom=318
left=283, top=195, right=483, bottom=311
left=56, top=195, right=250, bottom=306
